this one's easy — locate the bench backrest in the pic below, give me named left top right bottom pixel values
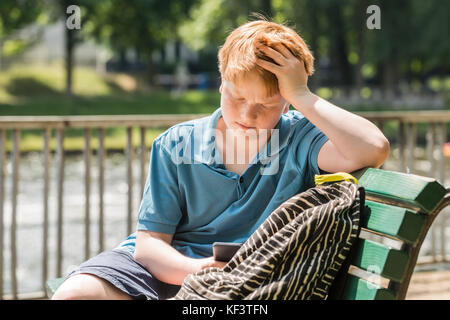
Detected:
left=328, top=167, right=450, bottom=300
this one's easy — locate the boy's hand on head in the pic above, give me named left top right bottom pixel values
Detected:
left=255, top=43, right=311, bottom=103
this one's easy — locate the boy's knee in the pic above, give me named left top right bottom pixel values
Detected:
left=51, top=273, right=132, bottom=300
left=52, top=286, right=85, bottom=300
left=51, top=274, right=103, bottom=300
left=52, top=287, right=84, bottom=300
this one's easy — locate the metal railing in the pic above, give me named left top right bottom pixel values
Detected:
left=0, top=110, right=450, bottom=299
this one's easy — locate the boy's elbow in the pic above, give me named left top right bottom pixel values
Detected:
left=373, top=137, right=390, bottom=168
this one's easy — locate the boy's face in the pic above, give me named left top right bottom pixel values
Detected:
left=219, top=71, right=289, bottom=137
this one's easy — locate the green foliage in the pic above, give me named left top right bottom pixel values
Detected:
left=80, top=0, right=196, bottom=57
left=178, top=0, right=227, bottom=51
left=0, top=0, right=46, bottom=38
left=178, top=0, right=449, bottom=91
left=179, top=0, right=275, bottom=51
left=2, top=39, right=27, bottom=57
left=0, top=0, right=448, bottom=97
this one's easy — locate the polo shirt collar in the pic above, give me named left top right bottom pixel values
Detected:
left=196, top=107, right=291, bottom=166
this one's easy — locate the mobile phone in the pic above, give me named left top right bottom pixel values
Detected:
left=212, top=242, right=243, bottom=262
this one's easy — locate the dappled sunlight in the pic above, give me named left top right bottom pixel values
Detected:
left=0, top=63, right=118, bottom=99
left=109, top=74, right=138, bottom=92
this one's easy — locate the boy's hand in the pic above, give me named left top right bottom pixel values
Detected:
left=255, top=43, right=311, bottom=103
left=199, top=256, right=228, bottom=270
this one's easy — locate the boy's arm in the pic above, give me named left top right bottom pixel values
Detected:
left=293, top=93, right=390, bottom=173
left=134, top=230, right=226, bottom=286
left=255, top=43, right=389, bottom=173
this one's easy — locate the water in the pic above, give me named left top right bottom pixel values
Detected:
left=1, top=151, right=144, bottom=295
left=1, top=147, right=450, bottom=296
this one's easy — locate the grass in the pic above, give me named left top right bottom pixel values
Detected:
left=0, top=63, right=221, bottom=116
left=0, top=63, right=221, bottom=152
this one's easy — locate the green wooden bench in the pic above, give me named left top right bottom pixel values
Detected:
left=328, top=167, right=450, bottom=299
left=46, top=167, right=450, bottom=300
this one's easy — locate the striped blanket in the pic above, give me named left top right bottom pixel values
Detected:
left=173, top=181, right=363, bottom=300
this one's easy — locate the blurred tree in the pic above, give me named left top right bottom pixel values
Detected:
left=61, top=0, right=80, bottom=98
left=364, top=0, right=413, bottom=97
left=80, top=0, right=196, bottom=85
left=0, top=0, right=46, bottom=69
left=37, top=0, right=85, bottom=98
left=407, top=0, right=450, bottom=86
left=179, top=0, right=449, bottom=98
left=3, top=0, right=446, bottom=99
left=179, top=0, right=282, bottom=52
left=285, top=0, right=371, bottom=92
left=363, top=0, right=450, bottom=96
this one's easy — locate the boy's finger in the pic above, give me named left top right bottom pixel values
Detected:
left=275, top=43, right=293, bottom=59
left=255, top=58, right=280, bottom=74
left=256, top=45, right=286, bottom=66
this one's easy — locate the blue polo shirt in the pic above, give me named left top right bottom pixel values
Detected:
left=116, top=107, right=329, bottom=258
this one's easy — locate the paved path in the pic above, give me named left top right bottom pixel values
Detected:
left=406, top=270, right=450, bottom=300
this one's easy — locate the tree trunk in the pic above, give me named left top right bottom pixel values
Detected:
left=354, top=0, right=368, bottom=92
left=147, top=54, right=155, bottom=88
left=328, top=3, right=352, bottom=95
left=307, top=2, right=320, bottom=91
left=382, top=60, right=398, bottom=101
left=65, top=25, right=74, bottom=98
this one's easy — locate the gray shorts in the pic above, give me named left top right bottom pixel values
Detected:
left=66, top=248, right=181, bottom=300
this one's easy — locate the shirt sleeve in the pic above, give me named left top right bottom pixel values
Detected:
left=136, top=137, right=183, bottom=234
left=293, top=118, right=329, bottom=178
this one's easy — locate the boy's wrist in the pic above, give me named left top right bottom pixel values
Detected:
left=290, top=88, right=316, bottom=111
left=296, top=84, right=311, bottom=97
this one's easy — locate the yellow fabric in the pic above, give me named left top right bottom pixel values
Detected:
left=314, top=172, right=358, bottom=186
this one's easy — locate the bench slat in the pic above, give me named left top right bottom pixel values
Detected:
left=356, top=168, right=446, bottom=213
left=349, top=239, right=409, bottom=282
left=362, top=201, right=425, bottom=244
left=341, top=275, right=396, bottom=300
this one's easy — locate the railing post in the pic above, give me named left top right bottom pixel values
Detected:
left=437, top=123, right=447, bottom=261
left=56, top=128, right=65, bottom=277
left=126, top=127, right=133, bottom=236
left=98, top=127, right=105, bottom=253
left=407, top=122, right=416, bottom=174
left=398, top=121, right=406, bottom=172
left=379, top=121, right=385, bottom=169
left=140, top=127, right=147, bottom=198
left=42, top=127, right=51, bottom=292
left=427, top=123, right=437, bottom=261
left=0, top=129, right=5, bottom=299
left=11, top=129, right=20, bottom=299
left=84, top=128, right=91, bottom=260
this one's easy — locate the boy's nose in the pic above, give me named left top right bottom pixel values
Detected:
left=240, top=104, right=258, bottom=122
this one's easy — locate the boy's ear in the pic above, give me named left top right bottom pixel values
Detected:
left=219, top=83, right=223, bottom=94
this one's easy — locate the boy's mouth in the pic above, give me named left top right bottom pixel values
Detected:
left=235, top=121, right=255, bottom=130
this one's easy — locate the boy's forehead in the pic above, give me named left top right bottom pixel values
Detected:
left=224, top=79, right=281, bottom=102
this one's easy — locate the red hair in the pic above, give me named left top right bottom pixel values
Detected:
left=218, top=20, right=315, bottom=97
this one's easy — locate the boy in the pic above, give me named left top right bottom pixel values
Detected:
left=53, top=19, right=389, bottom=300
